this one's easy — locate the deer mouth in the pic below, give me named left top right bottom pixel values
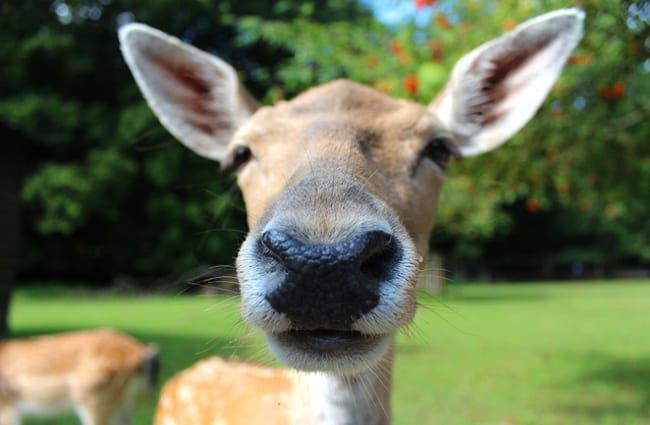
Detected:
left=277, top=329, right=379, bottom=354
left=266, top=329, right=391, bottom=374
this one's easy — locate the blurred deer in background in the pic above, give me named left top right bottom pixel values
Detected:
left=120, top=9, right=583, bottom=425
left=0, top=329, right=158, bottom=425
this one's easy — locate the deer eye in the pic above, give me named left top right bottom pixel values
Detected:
left=233, top=146, right=252, bottom=168
left=422, top=136, right=457, bottom=171
left=221, top=145, right=252, bottom=173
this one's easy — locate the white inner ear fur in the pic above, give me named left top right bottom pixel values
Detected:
left=431, top=8, right=585, bottom=157
left=119, top=23, right=257, bottom=162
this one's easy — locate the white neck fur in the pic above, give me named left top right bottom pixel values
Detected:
left=290, top=355, right=392, bottom=425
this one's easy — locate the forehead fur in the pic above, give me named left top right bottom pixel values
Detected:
left=235, top=79, right=431, bottom=147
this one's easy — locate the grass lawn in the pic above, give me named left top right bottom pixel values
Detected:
left=8, top=280, right=650, bottom=425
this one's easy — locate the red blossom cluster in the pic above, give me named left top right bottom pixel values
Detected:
left=568, top=54, right=593, bottom=66
left=414, top=0, right=437, bottom=9
left=385, top=29, right=452, bottom=97
left=403, top=75, right=418, bottom=96
left=430, top=40, right=443, bottom=62
left=435, top=13, right=452, bottom=29
left=525, top=199, right=540, bottom=213
left=600, top=81, right=625, bottom=100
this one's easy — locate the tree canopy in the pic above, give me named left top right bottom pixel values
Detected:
left=2, top=0, right=648, bottom=282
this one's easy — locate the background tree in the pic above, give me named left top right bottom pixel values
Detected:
left=1, top=0, right=374, bottom=282
left=1, top=0, right=648, bottom=291
left=246, top=0, right=650, bottom=277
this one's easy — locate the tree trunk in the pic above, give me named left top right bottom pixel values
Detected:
left=0, top=174, right=21, bottom=338
left=0, top=286, right=10, bottom=337
left=0, top=123, right=31, bottom=337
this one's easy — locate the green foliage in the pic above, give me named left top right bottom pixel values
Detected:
left=236, top=16, right=390, bottom=99
left=226, top=0, right=650, bottom=268
left=3, top=0, right=648, bottom=279
left=432, top=0, right=648, bottom=266
left=22, top=148, right=135, bottom=234
left=2, top=0, right=373, bottom=279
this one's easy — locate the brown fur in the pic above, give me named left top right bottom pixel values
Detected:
left=0, top=329, right=155, bottom=425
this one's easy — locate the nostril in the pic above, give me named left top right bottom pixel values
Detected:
left=260, top=230, right=274, bottom=252
left=359, top=231, right=397, bottom=280
left=260, top=229, right=291, bottom=263
left=359, top=231, right=392, bottom=258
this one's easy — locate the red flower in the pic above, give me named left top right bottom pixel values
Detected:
left=600, top=81, right=625, bottom=100
left=414, top=0, right=437, bottom=9
left=525, top=199, right=540, bottom=213
left=389, top=40, right=402, bottom=54
left=435, top=13, right=453, bottom=29
left=568, top=54, right=593, bottom=66
left=403, top=75, right=418, bottom=96
left=430, top=40, right=443, bottom=62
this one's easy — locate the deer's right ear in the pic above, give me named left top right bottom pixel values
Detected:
left=119, top=23, right=258, bottom=162
left=430, top=8, right=584, bottom=157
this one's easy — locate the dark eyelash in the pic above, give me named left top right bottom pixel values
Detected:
left=422, top=137, right=456, bottom=171
left=234, top=146, right=251, bottom=166
left=220, top=146, right=252, bottom=174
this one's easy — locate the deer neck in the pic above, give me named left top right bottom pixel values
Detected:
left=293, top=344, right=393, bottom=425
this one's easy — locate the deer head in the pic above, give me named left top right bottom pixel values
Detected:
left=119, top=9, right=583, bottom=380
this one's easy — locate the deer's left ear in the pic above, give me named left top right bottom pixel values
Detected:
left=430, top=8, right=584, bottom=157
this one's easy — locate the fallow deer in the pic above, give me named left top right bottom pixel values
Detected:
left=0, top=329, right=158, bottom=425
left=120, top=9, right=584, bottom=424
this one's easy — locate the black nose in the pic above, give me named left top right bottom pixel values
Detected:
left=260, top=228, right=400, bottom=330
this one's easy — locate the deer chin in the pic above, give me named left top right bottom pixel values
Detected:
left=265, top=330, right=392, bottom=375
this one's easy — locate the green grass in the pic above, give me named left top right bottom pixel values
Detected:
left=9, top=281, right=650, bottom=425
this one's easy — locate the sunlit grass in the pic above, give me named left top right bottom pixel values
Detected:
left=10, top=280, right=650, bottom=425
left=394, top=281, right=650, bottom=425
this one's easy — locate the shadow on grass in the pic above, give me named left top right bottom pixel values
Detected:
left=556, top=352, right=650, bottom=423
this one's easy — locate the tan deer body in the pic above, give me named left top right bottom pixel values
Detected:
left=155, top=357, right=293, bottom=425
left=0, top=329, right=158, bottom=425
left=120, top=9, right=584, bottom=425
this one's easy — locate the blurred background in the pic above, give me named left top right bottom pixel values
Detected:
left=1, top=0, right=649, bottom=424
left=0, top=0, right=650, bottom=425
left=3, top=0, right=650, bottom=300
